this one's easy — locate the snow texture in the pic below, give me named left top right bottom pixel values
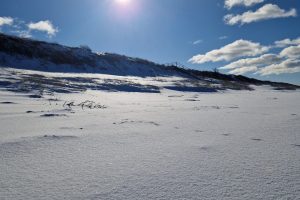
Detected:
left=0, top=71, right=299, bottom=199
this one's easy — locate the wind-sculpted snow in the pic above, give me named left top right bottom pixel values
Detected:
left=0, top=87, right=299, bottom=199
left=0, top=67, right=163, bottom=95
left=0, top=67, right=221, bottom=95
left=3, top=67, right=296, bottom=98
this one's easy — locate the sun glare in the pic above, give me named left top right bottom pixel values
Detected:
left=111, top=0, right=139, bottom=21
left=116, top=0, right=131, bottom=5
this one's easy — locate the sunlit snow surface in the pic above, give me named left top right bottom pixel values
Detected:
left=0, top=74, right=299, bottom=199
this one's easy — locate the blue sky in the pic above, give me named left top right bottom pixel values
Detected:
left=0, top=0, right=300, bottom=84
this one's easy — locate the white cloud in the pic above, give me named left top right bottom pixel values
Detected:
left=220, top=44, right=300, bottom=75
left=0, top=16, right=14, bottom=26
left=189, top=35, right=300, bottom=76
left=189, top=39, right=268, bottom=64
left=229, top=66, right=258, bottom=75
left=28, top=20, right=58, bottom=37
left=220, top=54, right=282, bottom=70
left=0, top=17, right=58, bottom=38
left=225, top=0, right=264, bottom=9
left=192, top=40, right=203, bottom=45
left=258, top=59, right=300, bottom=76
left=224, top=4, right=297, bottom=25
left=280, top=45, right=300, bottom=59
left=275, top=38, right=300, bottom=48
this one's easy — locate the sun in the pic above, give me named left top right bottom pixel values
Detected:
left=116, top=0, right=131, bottom=5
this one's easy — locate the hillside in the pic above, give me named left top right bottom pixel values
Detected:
left=0, top=33, right=299, bottom=95
left=0, top=33, right=183, bottom=77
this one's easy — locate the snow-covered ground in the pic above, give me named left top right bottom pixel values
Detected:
left=1, top=84, right=299, bottom=200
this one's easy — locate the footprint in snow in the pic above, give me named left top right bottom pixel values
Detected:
left=198, top=146, right=211, bottom=151
left=229, top=106, right=239, bottom=109
left=41, top=135, right=78, bottom=140
left=222, top=133, right=230, bottom=136
left=251, top=138, right=263, bottom=142
left=60, top=127, right=84, bottom=130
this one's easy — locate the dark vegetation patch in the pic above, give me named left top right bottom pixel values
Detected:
left=0, top=80, right=12, bottom=87
left=40, top=113, right=68, bottom=117
left=28, top=94, right=42, bottom=98
left=165, top=86, right=217, bottom=93
left=168, top=95, right=184, bottom=98
left=184, top=99, right=200, bottom=102
left=63, top=100, right=107, bottom=110
left=0, top=101, right=16, bottom=104
left=114, top=119, right=160, bottom=126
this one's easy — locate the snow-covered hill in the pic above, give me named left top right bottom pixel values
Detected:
left=0, top=33, right=184, bottom=77
left=0, top=33, right=299, bottom=96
